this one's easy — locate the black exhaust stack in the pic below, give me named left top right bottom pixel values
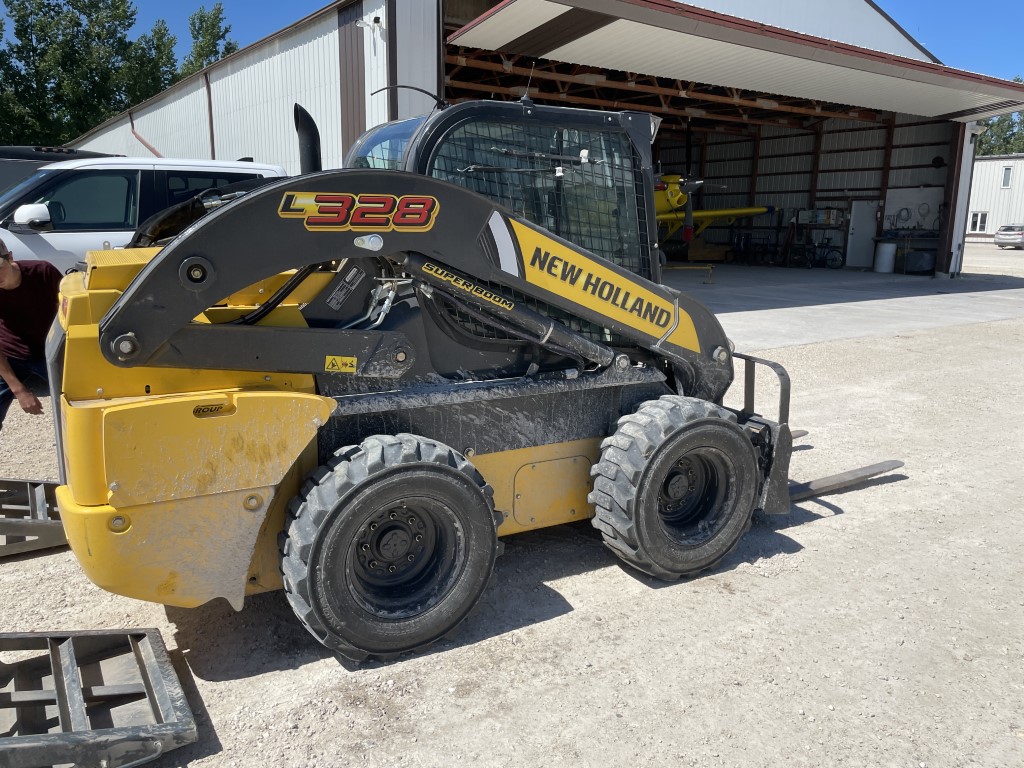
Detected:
left=294, top=104, right=322, bottom=174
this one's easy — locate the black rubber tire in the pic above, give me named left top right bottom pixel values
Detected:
left=825, top=249, right=845, bottom=269
left=588, top=395, right=759, bottom=580
left=280, top=434, right=501, bottom=660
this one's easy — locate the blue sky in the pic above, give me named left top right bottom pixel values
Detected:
left=132, top=0, right=327, bottom=59
left=129, top=0, right=1022, bottom=81
left=880, top=0, right=1023, bottom=79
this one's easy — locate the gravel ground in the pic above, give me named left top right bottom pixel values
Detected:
left=2, top=246, right=1023, bottom=767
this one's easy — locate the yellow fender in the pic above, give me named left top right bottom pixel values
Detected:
left=58, top=390, right=336, bottom=609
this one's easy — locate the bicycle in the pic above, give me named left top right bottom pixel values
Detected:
left=788, top=237, right=845, bottom=269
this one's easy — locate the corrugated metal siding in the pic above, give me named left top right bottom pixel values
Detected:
left=656, top=142, right=701, bottom=175
left=755, top=129, right=812, bottom=214
left=209, top=13, right=343, bottom=171
left=66, top=119, right=134, bottom=155
left=818, top=120, right=885, bottom=198
left=340, top=2, right=367, bottom=153
left=73, top=12, right=345, bottom=173
left=75, top=81, right=212, bottom=158
left=69, top=0, right=433, bottom=169
left=966, top=156, right=1024, bottom=237
left=395, top=0, right=440, bottom=118
left=677, top=115, right=957, bottom=250
left=888, top=121, right=954, bottom=192
left=363, top=0, right=390, bottom=129
left=130, top=83, right=212, bottom=158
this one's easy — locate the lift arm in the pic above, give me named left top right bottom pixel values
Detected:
left=98, top=169, right=735, bottom=400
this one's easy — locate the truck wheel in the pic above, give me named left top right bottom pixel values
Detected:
left=589, top=396, right=759, bottom=580
left=281, top=434, right=501, bottom=660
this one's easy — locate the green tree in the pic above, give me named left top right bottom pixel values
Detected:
left=51, top=0, right=138, bottom=140
left=0, top=16, right=33, bottom=143
left=976, top=76, right=1024, bottom=157
left=123, top=19, right=179, bottom=106
left=0, top=0, right=180, bottom=145
left=179, top=3, right=238, bottom=79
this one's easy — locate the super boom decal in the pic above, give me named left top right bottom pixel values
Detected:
left=509, top=220, right=700, bottom=353
left=278, top=192, right=439, bottom=232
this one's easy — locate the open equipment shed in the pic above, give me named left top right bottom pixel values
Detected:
left=69, top=0, right=1024, bottom=275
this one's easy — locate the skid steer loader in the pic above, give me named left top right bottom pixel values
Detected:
left=46, top=99, right=811, bottom=661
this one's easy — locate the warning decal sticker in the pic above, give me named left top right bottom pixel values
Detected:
left=324, top=356, right=357, bottom=373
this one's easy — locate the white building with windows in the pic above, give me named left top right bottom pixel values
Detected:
left=966, top=154, right=1024, bottom=240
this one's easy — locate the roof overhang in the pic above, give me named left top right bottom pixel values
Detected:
left=449, top=0, right=1024, bottom=122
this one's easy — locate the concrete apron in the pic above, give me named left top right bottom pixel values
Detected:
left=661, top=255, right=1024, bottom=351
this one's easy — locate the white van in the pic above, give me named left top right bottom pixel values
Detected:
left=0, top=157, right=287, bottom=273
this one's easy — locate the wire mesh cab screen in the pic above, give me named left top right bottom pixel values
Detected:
left=345, top=103, right=658, bottom=349
left=420, top=109, right=654, bottom=281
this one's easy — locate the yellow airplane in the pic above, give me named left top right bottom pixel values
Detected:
left=655, top=174, right=773, bottom=245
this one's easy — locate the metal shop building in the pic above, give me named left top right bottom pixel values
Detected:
left=70, top=0, right=1024, bottom=276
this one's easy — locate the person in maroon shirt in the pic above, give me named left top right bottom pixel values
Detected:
left=0, top=240, right=62, bottom=430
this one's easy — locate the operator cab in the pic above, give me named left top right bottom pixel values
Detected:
left=345, top=116, right=426, bottom=170
left=344, top=101, right=661, bottom=283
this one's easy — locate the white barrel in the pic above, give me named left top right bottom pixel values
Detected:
left=873, top=242, right=897, bottom=273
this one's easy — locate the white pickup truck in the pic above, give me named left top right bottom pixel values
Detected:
left=0, top=156, right=286, bottom=273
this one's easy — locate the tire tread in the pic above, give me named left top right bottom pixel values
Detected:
left=280, top=433, right=501, bottom=661
left=588, top=395, right=754, bottom=580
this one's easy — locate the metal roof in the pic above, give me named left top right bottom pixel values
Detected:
left=448, top=0, right=1024, bottom=122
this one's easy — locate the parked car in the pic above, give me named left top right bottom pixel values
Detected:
left=993, top=224, right=1024, bottom=249
left=0, top=157, right=287, bottom=273
left=0, top=146, right=116, bottom=194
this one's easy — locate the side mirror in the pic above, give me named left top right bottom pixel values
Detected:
left=10, top=203, right=53, bottom=234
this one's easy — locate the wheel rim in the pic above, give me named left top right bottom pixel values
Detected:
left=346, top=498, right=465, bottom=620
left=657, top=447, right=733, bottom=548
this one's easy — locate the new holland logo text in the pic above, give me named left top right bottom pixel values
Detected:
left=528, top=248, right=672, bottom=328
left=279, top=192, right=439, bottom=232
left=422, top=263, right=515, bottom=311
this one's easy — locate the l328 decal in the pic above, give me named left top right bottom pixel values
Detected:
left=278, top=192, right=439, bottom=232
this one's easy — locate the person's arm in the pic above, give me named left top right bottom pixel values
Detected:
left=0, top=352, right=42, bottom=415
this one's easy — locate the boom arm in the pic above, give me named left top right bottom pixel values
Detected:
left=99, top=170, right=734, bottom=399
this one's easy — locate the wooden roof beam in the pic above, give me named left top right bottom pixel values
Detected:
left=445, top=78, right=809, bottom=130
left=446, top=53, right=884, bottom=124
